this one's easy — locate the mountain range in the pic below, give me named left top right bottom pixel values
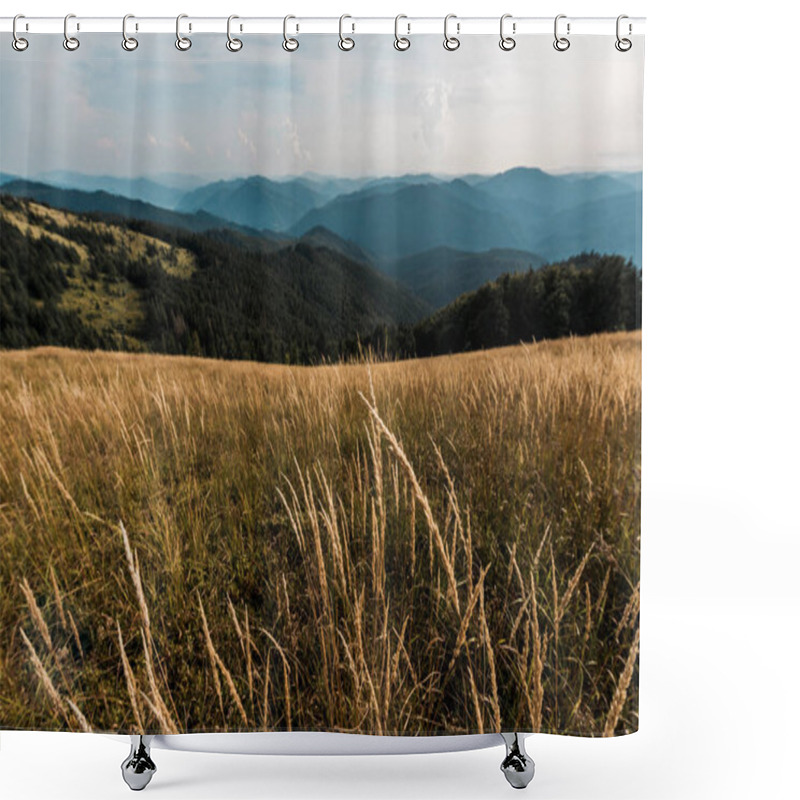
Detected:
left=0, top=193, right=427, bottom=362
left=1, top=166, right=642, bottom=267
left=1, top=193, right=640, bottom=364
left=1, top=166, right=642, bottom=346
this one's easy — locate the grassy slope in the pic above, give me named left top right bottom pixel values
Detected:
left=2, top=197, right=196, bottom=344
left=0, top=332, right=640, bottom=737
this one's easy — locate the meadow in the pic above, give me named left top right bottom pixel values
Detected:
left=0, top=331, right=640, bottom=737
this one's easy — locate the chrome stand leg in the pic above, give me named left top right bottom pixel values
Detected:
left=500, top=732, right=535, bottom=789
left=121, top=735, right=157, bottom=791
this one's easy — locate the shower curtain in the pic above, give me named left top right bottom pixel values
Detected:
left=0, top=25, right=643, bottom=738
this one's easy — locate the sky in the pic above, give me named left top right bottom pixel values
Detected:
left=0, top=33, right=644, bottom=180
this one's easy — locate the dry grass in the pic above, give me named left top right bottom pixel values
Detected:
left=0, top=331, right=640, bottom=736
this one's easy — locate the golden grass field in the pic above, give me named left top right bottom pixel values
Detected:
left=0, top=331, right=640, bottom=736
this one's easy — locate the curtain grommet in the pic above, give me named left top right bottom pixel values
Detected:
left=394, top=14, right=410, bottom=51
left=12, top=14, right=29, bottom=51
left=553, top=14, right=570, bottom=51
left=282, top=15, right=299, bottom=52
left=499, top=14, right=516, bottom=51
left=615, top=15, right=632, bottom=51
left=443, top=14, right=460, bottom=51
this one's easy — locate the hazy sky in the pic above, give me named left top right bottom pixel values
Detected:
left=0, top=33, right=643, bottom=180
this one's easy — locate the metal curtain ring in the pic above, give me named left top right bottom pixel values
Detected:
left=176, top=14, right=192, bottom=51
left=616, top=14, right=632, bottom=51
left=12, top=14, right=29, bottom=51
left=338, top=14, right=354, bottom=51
left=394, top=14, right=410, bottom=51
left=499, top=13, right=515, bottom=51
left=227, top=15, right=243, bottom=51
left=553, top=14, right=570, bottom=51
left=283, top=15, right=299, bottom=51
left=122, top=14, right=138, bottom=51
left=63, top=13, right=80, bottom=51
left=443, top=14, right=460, bottom=51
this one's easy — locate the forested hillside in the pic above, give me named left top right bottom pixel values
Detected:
left=0, top=194, right=427, bottom=362
left=359, top=252, right=642, bottom=358
left=1, top=194, right=640, bottom=365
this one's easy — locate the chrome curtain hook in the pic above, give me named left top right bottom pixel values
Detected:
left=615, top=14, right=632, bottom=51
left=553, top=14, right=570, bottom=51
left=283, top=15, right=299, bottom=51
left=394, top=14, right=410, bottom=51
left=12, top=14, right=29, bottom=51
left=499, top=13, right=515, bottom=51
left=443, top=13, right=460, bottom=51
left=226, top=14, right=243, bottom=51
left=176, top=13, right=192, bottom=51
left=63, top=13, right=80, bottom=51
left=338, top=14, right=355, bottom=51
left=122, top=14, right=138, bottom=51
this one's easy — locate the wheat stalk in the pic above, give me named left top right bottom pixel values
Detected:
left=603, top=627, right=640, bottom=736
left=20, top=628, right=91, bottom=731
left=358, top=391, right=460, bottom=615
left=119, top=521, right=150, bottom=634
left=19, top=578, right=53, bottom=652
left=115, top=620, right=144, bottom=731
left=198, top=595, right=249, bottom=725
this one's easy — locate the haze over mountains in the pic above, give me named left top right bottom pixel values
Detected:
left=178, top=168, right=641, bottom=264
left=1, top=166, right=642, bottom=266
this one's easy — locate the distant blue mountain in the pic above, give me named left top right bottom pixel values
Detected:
left=33, top=171, right=187, bottom=210
left=475, top=167, right=635, bottom=211
left=176, top=175, right=323, bottom=232
left=289, top=167, right=642, bottom=265
left=386, top=246, right=545, bottom=308
left=0, top=179, right=281, bottom=242
left=6, top=166, right=643, bottom=269
left=290, top=181, right=527, bottom=258
left=532, top=192, right=642, bottom=265
left=282, top=174, right=368, bottom=204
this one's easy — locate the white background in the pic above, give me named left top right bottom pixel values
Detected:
left=2, top=1, right=799, bottom=798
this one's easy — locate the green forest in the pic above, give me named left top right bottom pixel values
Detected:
left=1, top=193, right=641, bottom=364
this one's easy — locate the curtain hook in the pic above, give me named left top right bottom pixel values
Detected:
left=283, top=15, right=299, bottom=51
left=63, top=13, right=80, bottom=51
left=339, top=14, right=355, bottom=51
left=499, top=13, right=516, bottom=51
left=553, top=14, right=570, bottom=52
left=176, top=13, right=192, bottom=51
left=12, top=14, right=29, bottom=51
left=615, top=15, right=632, bottom=51
left=226, top=14, right=243, bottom=51
left=394, top=14, right=410, bottom=51
left=122, top=14, right=138, bottom=51
left=443, top=14, right=460, bottom=51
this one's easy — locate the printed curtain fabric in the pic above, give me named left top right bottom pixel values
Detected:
left=0, top=31, right=643, bottom=736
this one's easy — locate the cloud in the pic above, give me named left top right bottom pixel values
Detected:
left=0, top=33, right=643, bottom=178
left=237, top=128, right=257, bottom=156
left=284, top=117, right=310, bottom=168
left=417, top=80, right=452, bottom=152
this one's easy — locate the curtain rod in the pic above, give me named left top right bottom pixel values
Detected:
left=0, top=16, right=645, bottom=37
